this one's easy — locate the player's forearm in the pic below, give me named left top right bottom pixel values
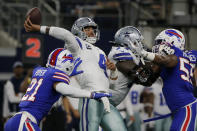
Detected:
left=55, top=82, right=91, bottom=98
left=62, top=97, right=71, bottom=115
left=142, top=51, right=177, bottom=67
left=110, top=69, right=118, bottom=80
left=40, top=26, right=79, bottom=57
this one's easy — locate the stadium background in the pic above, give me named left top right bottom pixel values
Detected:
left=0, top=0, right=197, bottom=130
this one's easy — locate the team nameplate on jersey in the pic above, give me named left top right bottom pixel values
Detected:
left=22, top=34, right=44, bottom=65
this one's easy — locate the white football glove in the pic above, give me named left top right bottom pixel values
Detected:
left=101, top=97, right=111, bottom=113
left=128, top=40, right=146, bottom=64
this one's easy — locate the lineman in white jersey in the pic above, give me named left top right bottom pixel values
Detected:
left=108, top=26, right=146, bottom=131
left=108, top=46, right=143, bottom=131
left=24, top=17, right=127, bottom=131
left=107, top=26, right=145, bottom=107
left=108, top=26, right=162, bottom=131
left=108, top=46, right=140, bottom=106
left=151, top=78, right=172, bottom=131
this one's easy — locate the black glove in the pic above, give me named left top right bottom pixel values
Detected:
left=134, top=63, right=160, bottom=86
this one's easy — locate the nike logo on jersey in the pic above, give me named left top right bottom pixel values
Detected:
left=35, top=69, right=47, bottom=76
left=85, top=44, right=92, bottom=49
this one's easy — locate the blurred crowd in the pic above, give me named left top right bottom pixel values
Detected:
left=1, top=60, right=197, bottom=131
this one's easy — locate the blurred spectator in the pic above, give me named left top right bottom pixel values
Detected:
left=125, top=84, right=145, bottom=131
left=116, top=99, right=129, bottom=124
left=193, top=66, right=197, bottom=97
left=3, top=61, right=24, bottom=121
left=66, top=97, right=80, bottom=131
left=0, top=81, right=4, bottom=131
left=42, top=96, right=70, bottom=131
left=139, top=87, right=155, bottom=131
left=66, top=77, right=81, bottom=131
left=20, top=67, right=33, bottom=93
left=152, top=78, right=172, bottom=131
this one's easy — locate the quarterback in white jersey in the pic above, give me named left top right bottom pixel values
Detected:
left=24, top=17, right=127, bottom=131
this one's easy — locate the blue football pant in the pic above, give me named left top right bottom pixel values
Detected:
left=170, top=101, right=197, bottom=131
left=4, top=113, right=40, bottom=131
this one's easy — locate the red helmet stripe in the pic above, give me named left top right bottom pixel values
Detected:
left=167, top=31, right=182, bottom=38
left=50, top=48, right=64, bottom=66
left=62, top=56, right=73, bottom=60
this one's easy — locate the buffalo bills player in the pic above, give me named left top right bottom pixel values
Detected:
left=4, top=48, right=111, bottom=131
left=131, top=29, right=197, bottom=131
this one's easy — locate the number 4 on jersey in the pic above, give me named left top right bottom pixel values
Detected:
left=98, top=54, right=108, bottom=78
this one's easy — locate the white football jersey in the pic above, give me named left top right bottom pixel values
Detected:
left=108, top=46, right=139, bottom=106
left=152, top=78, right=170, bottom=115
left=127, top=84, right=144, bottom=112
left=69, top=37, right=110, bottom=92
left=48, top=27, right=110, bottom=92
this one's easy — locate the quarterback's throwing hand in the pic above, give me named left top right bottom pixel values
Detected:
left=90, top=92, right=112, bottom=99
left=24, top=17, right=40, bottom=32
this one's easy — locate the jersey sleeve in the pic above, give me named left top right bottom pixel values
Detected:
left=51, top=70, right=70, bottom=84
left=108, top=47, right=134, bottom=64
left=171, top=45, right=182, bottom=57
left=191, top=50, right=197, bottom=63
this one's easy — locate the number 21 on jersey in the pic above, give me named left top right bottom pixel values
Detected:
left=21, top=78, right=43, bottom=101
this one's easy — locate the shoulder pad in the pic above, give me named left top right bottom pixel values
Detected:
left=51, top=68, right=70, bottom=84
left=109, top=47, right=134, bottom=61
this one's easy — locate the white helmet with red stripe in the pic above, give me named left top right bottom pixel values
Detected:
left=154, top=29, right=185, bottom=51
left=46, top=48, right=74, bottom=75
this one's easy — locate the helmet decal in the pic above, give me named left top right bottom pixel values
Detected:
left=49, top=48, right=64, bottom=67
left=165, top=29, right=182, bottom=42
left=47, top=48, right=74, bottom=75
left=154, top=29, right=185, bottom=51
left=62, top=54, right=73, bottom=63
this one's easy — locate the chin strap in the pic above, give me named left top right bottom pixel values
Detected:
left=86, top=37, right=97, bottom=44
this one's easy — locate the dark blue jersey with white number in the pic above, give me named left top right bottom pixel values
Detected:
left=185, top=50, right=197, bottom=63
left=161, top=46, right=196, bottom=112
left=19, top=66, right=70, bottom=123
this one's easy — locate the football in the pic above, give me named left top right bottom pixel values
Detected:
left=26, top=7, right=41, bottom=25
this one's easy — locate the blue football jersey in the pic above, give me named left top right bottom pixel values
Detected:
left=161, top=46, right=196, bottom=112
left=185, top=50, right=197, bottom=62
left=19, top=66, right=70, bottom=123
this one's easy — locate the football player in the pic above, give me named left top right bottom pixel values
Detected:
left=24, top=17, right=127, bottom=131
left=130, top=29, right=197, bottom=131
left=107, top=26, right=152, bottom=131
left=4, top=48, right=111, bottom=131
